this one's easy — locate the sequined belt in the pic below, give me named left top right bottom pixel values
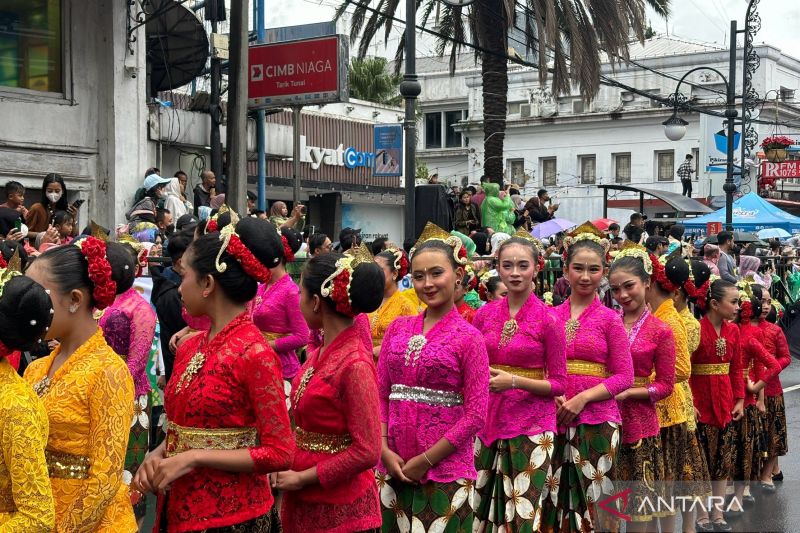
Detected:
left=165, top=422, right=259, bottom=457
left=633, top=376, right=652, bottom=387
left=389, top=384, right=464, bottom=407
left=46, top=450, right=90, bottom=479
left=295, top=426, right=352, bottom=453
left=566, top=360, right=609, bottom=378
left=262, top=331, right=284, bottom=342
left=691, top=363, right=730, bottom=376
left=491, top=364, right=545, bottom=380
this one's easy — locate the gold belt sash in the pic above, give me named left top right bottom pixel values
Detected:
left=491, top=364, right=545, bottom=380
left=295, top=426, right=352, bottom=454
left=263, top=332, right=284, bottom=342
left=46, top=450, right=90, bottom=479
left=165, top=422, right=259, bottom=457
left=633, top=376, right=652, bottom=387
left=566, top=360, right=609, bottom=378
left=691, top=363, right=730, bottom=376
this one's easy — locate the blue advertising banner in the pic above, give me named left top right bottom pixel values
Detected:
left=373, top=124, right=403, bottom=177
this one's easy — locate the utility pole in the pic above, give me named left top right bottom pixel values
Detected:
left=255, top=0, right=267, bottom=211
left=226, top=0, right=248, bottom=214
left=400, top=0, right=421, bottom=241
left=208, top=2, right=223, bottom=181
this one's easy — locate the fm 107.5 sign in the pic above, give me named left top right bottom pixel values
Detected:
left=248, top=35, right=349, bottom=108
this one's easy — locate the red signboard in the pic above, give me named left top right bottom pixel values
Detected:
left=248, top=36, right=348, bottom=108
left=761, top=161, right=800, bottom=179
left=707, top=222, right=722, bottom=236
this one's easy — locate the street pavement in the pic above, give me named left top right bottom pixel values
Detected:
left=716, top=359, right=800, bottom=533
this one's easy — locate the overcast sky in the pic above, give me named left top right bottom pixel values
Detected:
left=267, top=0, right=799, bottom=59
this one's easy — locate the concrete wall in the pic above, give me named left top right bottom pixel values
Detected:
left=0, top=0, right=148, bottom=229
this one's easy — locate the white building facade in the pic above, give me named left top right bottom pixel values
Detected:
left=416, top=36, right=800, bottom=223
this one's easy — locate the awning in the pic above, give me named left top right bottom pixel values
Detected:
left=598, top=184, right=714, bottom=217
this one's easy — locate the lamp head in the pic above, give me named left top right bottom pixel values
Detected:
left=663, top=114, right=689, bottom=141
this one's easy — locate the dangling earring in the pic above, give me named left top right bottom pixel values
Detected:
left=69, top=304, right=78, bottom=314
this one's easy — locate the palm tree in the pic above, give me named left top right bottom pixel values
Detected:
left=349, top=57, right=404, bottom=106
left=336, top=0, right=670, bottom=184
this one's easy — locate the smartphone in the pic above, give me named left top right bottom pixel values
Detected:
left=72, top=198, right=85, bottom=210
left=13, top=219, right=21, bottom=232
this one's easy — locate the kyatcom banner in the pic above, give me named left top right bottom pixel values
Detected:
left=373, top=124, right=403, bottom=178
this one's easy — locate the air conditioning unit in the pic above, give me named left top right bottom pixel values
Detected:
left=520, top=103, right=532, bottom=118
left=621, top=91, right=635, bottom=102
left=573, top=100, right=585, bottom=114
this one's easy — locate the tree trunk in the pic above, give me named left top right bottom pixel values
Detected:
left=476, top=0, right=507, bottom=186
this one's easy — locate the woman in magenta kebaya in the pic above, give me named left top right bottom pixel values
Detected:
left=608, top=245, right=676, bottom=531
left=544, top=223, right=633, bottom=532
left=376, top=224, right=488, bottom=533
left=472, top=232, right=567, bottom=533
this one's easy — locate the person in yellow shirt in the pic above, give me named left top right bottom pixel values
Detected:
left=0, top=273, right=56, bottom=532
left=24, top=237, right=136, bottom=532
left=369, top=249, right=417, bottom=359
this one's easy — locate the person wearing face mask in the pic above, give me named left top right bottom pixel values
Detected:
left=26, top=173, right=79, bottom=241
left=126, top=174, right=171, bottom=243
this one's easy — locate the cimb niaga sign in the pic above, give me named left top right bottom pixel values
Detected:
left=248, top=35, right=349, bottom=108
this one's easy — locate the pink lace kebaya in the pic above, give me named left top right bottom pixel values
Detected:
left=552, top=297, right=634, bottom=427
left=250, top=275, right=309, bottom=379
left=473, top=294, right=567, bottom=444
left=377, top=306, right=489, bottom=483
left=617, top=310, right=676, bottom=444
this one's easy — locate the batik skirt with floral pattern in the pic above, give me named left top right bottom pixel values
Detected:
left=473, top=432, right=555, bottom=533
left=127, top=392, right=151, bottom=518
left=765, top=395, right=788, bottom=457
left=541, top=422, right=620, bottom=532
left=696, top=422, right=736, bottom=481
left=377, top=472, right=475, bottom=533
left=616, top=434, right=666, bottom=522
left=733, top=404, right=768, bottom=482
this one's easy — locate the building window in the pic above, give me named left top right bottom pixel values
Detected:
left=425, top=110, right=466, bottom=149
left=425, top=112, right=442, bottom=149
left=507, top=159, right=525, bottom=182
left=656, top=151, right=675, bottom=181
left=580, top=155, right=596, bottom=185
left=0, top=1, right=63, bottom=93
left=444, top=110, right=463, bottom=148
left=541, top=158, right=557, bottom=187
left=614, top=153, right=631, bottom=183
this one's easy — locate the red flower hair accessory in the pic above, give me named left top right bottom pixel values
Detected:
left=75, top=236, right=117, bottom=310
left=0, top=339, right=10, bottom=359
left=213, top=211, right=271, bottom=284
left=206, top=218, right=218, bottom=233
left=685, top=278, right=710, bottom=310
left=320, top=245, right=374, bottom=317
left=281, top=234, right=295, bottom=263
left=649, top=253, right=679, bottom=293
left=741, top=300, right=753, bottom=321
left=478, top=283, right=488, bottom=302
left=388, top=248, right=409, bottom=279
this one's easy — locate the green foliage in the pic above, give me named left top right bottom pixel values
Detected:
left=348, top=57, right=403, bottom=106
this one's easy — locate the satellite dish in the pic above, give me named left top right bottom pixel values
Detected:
left=146, top=0, right=210, bottom=95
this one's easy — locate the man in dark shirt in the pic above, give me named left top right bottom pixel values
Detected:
left=193, top=170, right=217, bottom=214
left=524, top=189, right=559, bottom=223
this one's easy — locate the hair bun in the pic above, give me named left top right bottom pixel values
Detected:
left=0, top=276, right=52, bottom=351
left=234, top=217, right=284, bottom=270
left=349, top=262, right=384, bottom=314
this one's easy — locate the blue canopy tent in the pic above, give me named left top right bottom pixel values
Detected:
left=682, top=192, right=800, bottom=234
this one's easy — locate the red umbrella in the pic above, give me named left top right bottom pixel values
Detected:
left=591, top=218, right=617, bottom=231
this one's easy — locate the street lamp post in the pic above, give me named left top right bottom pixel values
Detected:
left=663, top=23, right=739, bottom=232
left=400, top=0, right=421, bottom=242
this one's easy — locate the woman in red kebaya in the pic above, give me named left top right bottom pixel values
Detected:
left=690, top=279, right=745, bottom=532
left=133, top=215, right=294, bottom=532
left=275, top=249, right=385, bottom=532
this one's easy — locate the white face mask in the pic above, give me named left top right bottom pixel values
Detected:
left=46, top=192, right=62, bottom=204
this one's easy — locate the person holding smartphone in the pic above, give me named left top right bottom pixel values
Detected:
left=25, top=173, right=79, bottom=241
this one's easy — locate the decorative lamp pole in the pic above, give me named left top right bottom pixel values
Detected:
left=401, top=0, right=421, bottom=241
